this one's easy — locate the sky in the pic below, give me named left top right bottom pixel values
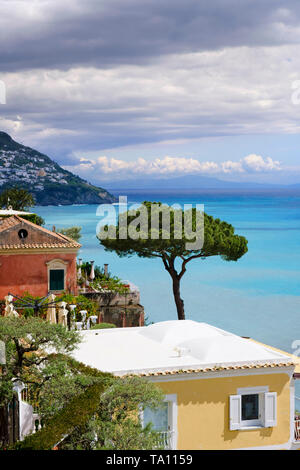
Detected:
left=1, top=0, right=300, bottom=184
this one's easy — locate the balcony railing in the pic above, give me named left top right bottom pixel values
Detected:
left=21, top=386, right=39, bottom=413
left=157, top=431, right=175, bottom=450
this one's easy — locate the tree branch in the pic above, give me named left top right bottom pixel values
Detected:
left=178, top=253, right=208, bottom=279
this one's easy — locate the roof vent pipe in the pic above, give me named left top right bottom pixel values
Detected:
left=174, top=347, right=190, bottom=357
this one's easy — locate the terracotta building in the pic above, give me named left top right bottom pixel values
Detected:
left=0, top=215, right=81, bottom=299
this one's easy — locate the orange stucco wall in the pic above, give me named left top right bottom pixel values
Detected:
left=0, top=252, right=78, bottom=299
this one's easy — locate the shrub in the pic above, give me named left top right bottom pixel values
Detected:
left=57, top=293, right=99, bottom=320
left=90, top=323, right=116, bottom=330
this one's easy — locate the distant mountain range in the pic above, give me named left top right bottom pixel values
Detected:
left=0, top=132, right=116, bottom=205
left=104, top=174, right=294, bottom=191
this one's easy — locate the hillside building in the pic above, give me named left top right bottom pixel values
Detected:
left=0, top=215, right=80, bottom=298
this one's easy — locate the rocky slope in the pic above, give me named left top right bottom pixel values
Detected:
left=0, top=132, right=116, bottom=205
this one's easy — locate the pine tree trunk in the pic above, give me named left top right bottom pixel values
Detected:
left=171, top=275, right=185, bottom=320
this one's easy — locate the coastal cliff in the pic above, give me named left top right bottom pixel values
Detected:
left=0, top=131, right=116, bottom=205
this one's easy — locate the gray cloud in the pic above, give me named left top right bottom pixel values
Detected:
left=1, top=1, right=300, bottom=72
left=1, top=42, right=300, bottom=162
left=1, top=0, right=300, bottom=180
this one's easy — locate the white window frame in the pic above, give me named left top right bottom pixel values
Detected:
left=230, top=386, right=277, bottom=431
left=165, top=393, right=178, bottom=450
left=238, top=386, right=268, bottom=428
left=46, top=259, right=68, bottom=293
left=141, top=393, right=177, bottom=450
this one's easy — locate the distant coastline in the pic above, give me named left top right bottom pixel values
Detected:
left=106, top=187, right=300, bottom=195
left=0, top=131, right=116, bottom=206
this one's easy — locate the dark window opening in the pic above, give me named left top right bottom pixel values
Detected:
left=242, top=394, right=259, bottom=421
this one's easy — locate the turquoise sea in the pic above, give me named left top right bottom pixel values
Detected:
left=35, top=189, right=300, bottom=361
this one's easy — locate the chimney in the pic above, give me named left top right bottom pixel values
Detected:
left=52, top=225, right=56, bottom=232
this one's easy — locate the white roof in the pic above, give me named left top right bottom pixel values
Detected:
left=0, top=209, right=33, bottom=216
left=73, top=320, right=293, bottom=376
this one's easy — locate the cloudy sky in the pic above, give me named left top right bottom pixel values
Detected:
left=1, top=0, right=300, bottom=184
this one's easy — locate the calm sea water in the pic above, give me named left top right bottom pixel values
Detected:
left=35, top=189, right=300, bottom=359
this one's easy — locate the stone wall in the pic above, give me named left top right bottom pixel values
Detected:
left=81, top=291, right=144, bottom=328
left=99, top=304, right=145, bottom=328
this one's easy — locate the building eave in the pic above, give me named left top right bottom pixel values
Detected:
left=114, top=361, right=296, bottom=378
left=0, top=247, right=80, bottom=255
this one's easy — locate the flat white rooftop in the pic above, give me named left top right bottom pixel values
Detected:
left=72, top=320, right=293, bottom=377
left=0, top=209, right=33, bottom=216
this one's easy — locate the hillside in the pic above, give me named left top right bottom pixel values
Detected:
left=0, top=132, right=116, bottom=205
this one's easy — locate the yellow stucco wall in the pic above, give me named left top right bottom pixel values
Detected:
left=156, top=372, right=291, bottom=450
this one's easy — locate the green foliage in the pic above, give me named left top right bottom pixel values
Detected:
left=60, top=376, right=165, bottom=450
left=90, top=323, right=116, bottom=329
left=14, top=382, right=107, bottom=450
left=57, top=292, right=99, bottom=319
left=0, top=187, right=35, bottom=211
left=99, top=201, right=248, bottom=261
left=36, top=356, right=112, bottom=423
left=57, top=226, right=82, bottom=242
left=0, top=317, right=80, bottom=405
left=0, top=132, right=116, bottom=206
left=13, top=361, right=164, bottom=451
left=26, top=214, right=45, bottom=226
left=12, top=291, right=99, bottom=321
left=99, top=376, right=164, bottom=420
left=78, top=262, right=129, bottom=293
left=12, top=291, right=47, bottom=318
left=90, top=277, right=130, bottom=294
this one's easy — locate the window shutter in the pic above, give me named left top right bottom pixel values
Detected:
left=264, top=392, right=277, bottom=427
left=229, top=395, right=241, bottom=430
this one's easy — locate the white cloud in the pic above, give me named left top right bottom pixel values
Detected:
left=64, top=154, right=281, bottom=180
left=242, top=154, right=281, bottom=172
left=221, top=161, right=244, bottom=173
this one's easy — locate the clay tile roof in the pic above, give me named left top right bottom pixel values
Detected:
left=0, top=216, right=20, bottom=232
left=0, top=215, right=81, bottom=250
left=120, top=361, right=296, bottom=378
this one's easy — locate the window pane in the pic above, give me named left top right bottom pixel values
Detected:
left=50, top=269, right=64, bottom=291
left=242, top=394, right=259, bottom=421
left=143, top=402, right=169, bottom=431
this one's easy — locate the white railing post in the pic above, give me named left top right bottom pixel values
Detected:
left=157, top=430, right=175, bottom=450
left=295, top=417, right=300, bottom=441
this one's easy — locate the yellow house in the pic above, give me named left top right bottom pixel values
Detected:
left=73, top=320, right=300, bottom=450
